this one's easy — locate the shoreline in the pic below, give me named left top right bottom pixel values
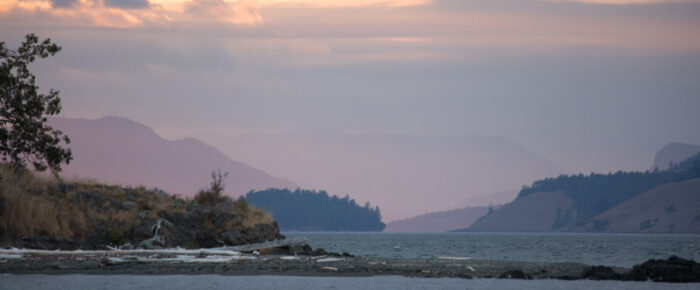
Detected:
left=0, top=249, right=625, bottom=280
left=2, top=248, right=698, bottom=282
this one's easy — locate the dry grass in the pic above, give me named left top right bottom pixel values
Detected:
left=0, top=165, right=88, bottom=239
left=242, top=206, right=274, bottom=228
left=0, top=164, right=171, bottom=242
left=234, top=198, right=274, bottom=228
left=0, top=163, right=275, bottom=245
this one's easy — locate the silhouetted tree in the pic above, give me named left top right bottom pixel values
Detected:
left=0, top=34, right=71, bottom=176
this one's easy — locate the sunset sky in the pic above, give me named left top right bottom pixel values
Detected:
left=1, top=0, right=699, bottom=173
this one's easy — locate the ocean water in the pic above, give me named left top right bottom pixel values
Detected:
left=284, top=232, right=700, bottom=267
left=2, top=274, right=698, bottom=290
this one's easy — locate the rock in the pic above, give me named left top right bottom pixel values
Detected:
left=222, top=230, right=245, bottom=245
left=498, top=270, right=532, bottom=279
left=312, top=248, right=328, bottom=256
left=289, top=243, right=314, bottom=255
left=582, top=266, right=622, bottom=280
left=186, top=202, right=202, bottom=212
left=119, top=201, right=138, bottom=211
left=240, top=223, right=282, bottom=245
left=170, top=199, right=185, bottom=208
left=629, top=256, right=700, bottom=282
left=137, top=210, right=152, bottom=219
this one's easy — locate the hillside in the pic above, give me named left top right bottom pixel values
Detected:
left=49, top=117, right=296, bottom=197
left=245, top=189, right=385, bottom=231
left=456, top=189, right=518, bottom=209
left=467, top=152, right=700, bottom=233
left=465, top=192, right=574, bottom=232
left=575, top=178, right=700, bottom=233
left=385, top=206, right=495, bottom=232
left=202, top=131, right=566, bottom=221
left=651, top=143, right=700, bottom=171
left=0, top=164, right=280, bottom=249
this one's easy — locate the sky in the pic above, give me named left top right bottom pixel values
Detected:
left=1, top=0, right=700, bottom=174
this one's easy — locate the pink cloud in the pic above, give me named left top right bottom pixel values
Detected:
left=0, top=0, right=262, bottom=28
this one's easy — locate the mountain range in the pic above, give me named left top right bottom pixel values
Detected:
left=463, top=145, right=700, bottom=233
left=49, top=117, right=296, bottom=197
left=384, top=206, right=497, bottom=232
left=197, top=131, right=566, bottom=221
left=48, top=116, right=697, bottom=232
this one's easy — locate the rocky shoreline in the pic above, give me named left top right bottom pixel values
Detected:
left=1, top=246, right=698, bottom=282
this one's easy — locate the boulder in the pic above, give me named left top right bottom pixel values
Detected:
left=582, top=266, right=622, bottom=280
left=629, top=256, right=700, bottom=282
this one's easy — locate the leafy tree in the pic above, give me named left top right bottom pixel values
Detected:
left=0, top=34, right=72, bottom=176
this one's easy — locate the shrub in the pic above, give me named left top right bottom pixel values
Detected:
left=194, top=170, right=230, bottom=207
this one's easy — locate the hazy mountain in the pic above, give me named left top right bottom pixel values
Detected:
left=465, top=152, right=700, bottom=233
left=576, top=178, right=700, bottom=234
left=384, top=206, right=496, bottom=233
left=465, top=192, right=574, bottom=232
left=49, top=117, right=296, bottom=196
left=456, top=189, right=518, bottom=209
left=651, top=142, right=700, bottom=171
left=198, top=131, right=567, bottom=221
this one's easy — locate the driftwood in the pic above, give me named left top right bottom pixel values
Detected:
left=137, top=219, right=166, bottom=249
left=219, top=237, right=307, bottom=252
left=0, top=237, right=307, bottom=257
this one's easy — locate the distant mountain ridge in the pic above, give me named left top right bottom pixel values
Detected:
left=49, top=117, right=296, bottom=196
left=384, top=206, right=497, bottom=232
left=651, top=142, right=700, bottom=171
left=464, top=146, right=700, bottom=233
left=201, top=130, right=567, bottom=221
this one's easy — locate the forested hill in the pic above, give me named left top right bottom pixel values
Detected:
left=244, top=189, right=386, bottom=231
left=515, top=152, right=700, bottom=229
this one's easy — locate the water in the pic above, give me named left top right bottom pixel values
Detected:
left=2, top=274, right=698, bottom=290
left=284, top=232, right=700, bottom=267
left=3, top=233, right=699, bottom=289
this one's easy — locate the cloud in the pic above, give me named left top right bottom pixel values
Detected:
left=51, top=0, right=77, bottom=8
left=256, top=0, right=431, bottom=8
left=2, top=0, right=698, bottom=182
left=104, top=0, right=150, bottom=9
left=0, top=0, right=262, bottom=27
left=184, top=0, right=262, bottom=25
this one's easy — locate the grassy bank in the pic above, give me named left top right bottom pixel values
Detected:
left=0, top=164, right=277, bottom=249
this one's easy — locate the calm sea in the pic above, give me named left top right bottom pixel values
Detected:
left=284, top=232, right=700, bottom=268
